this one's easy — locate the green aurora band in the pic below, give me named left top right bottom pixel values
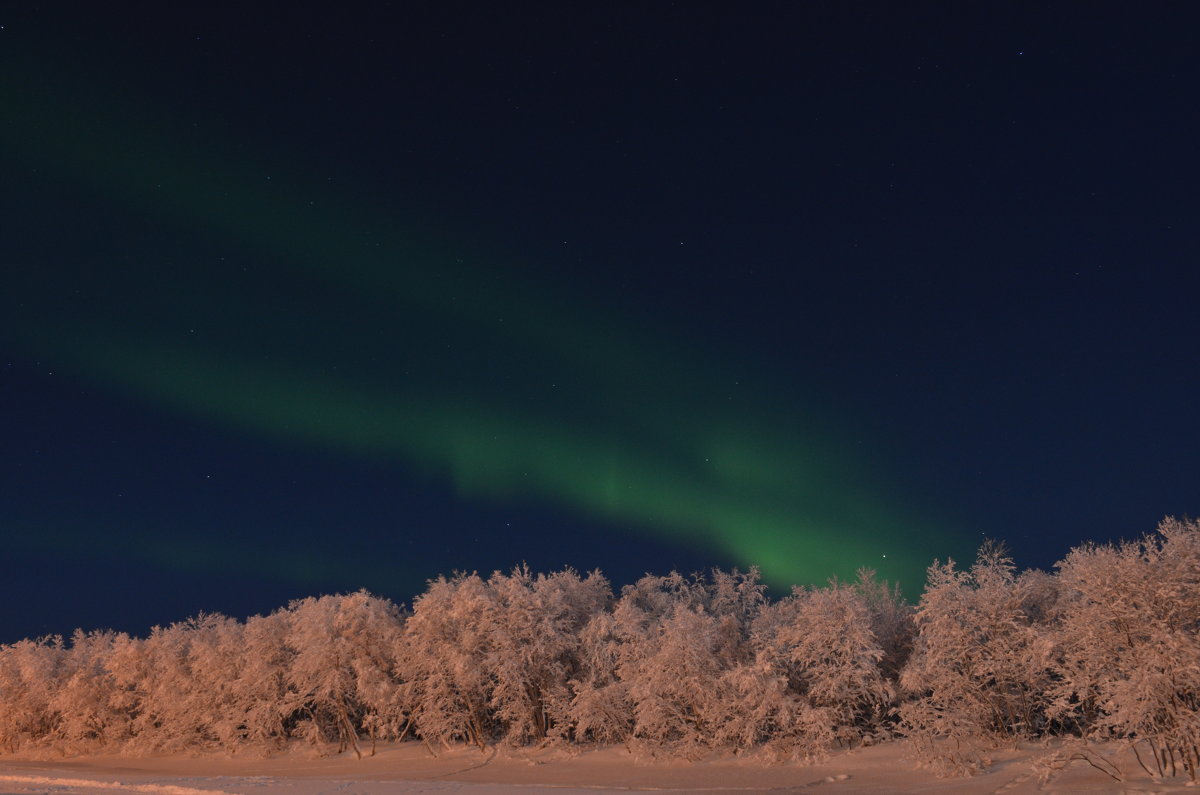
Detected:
left=1, top=46, right=967, bottom=592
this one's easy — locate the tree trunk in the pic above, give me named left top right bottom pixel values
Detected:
left=337, top=708, right=362, bottom=760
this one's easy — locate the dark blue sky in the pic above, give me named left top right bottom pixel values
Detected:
left=2, top=2, right=1196, bottom=641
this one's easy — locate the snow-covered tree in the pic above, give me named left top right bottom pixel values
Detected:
left=899, top=542, right=1057, bottom=775
left=1048, top=517, right=1200, bottom=781
left=284, top=591, right=406, bottom=757
left=230, top=609, right=294, bottom=749
left=52, top=629, right=139, bottom=750
left=744, top=574, right=899, bottom=759
left=1, top=540, right=1193, bottom=768
left=625, top=603, right=724, bottom=755
left=580, top=569, right=786, bottom=758
left=399, top=567, right=608, bottom=750
left=853, top=568, right=915, bottom=682
left=0, top=635, right=64, bottom=750
left=482, top=566, right=609, bottom=745
left=777, top=582, right=894, bottom=746
left=571, top=571, right=710, bottom=754
left=569, top=609, right=633, bottom=744
left=398, top=573, right=496, bottom=750
left=180, top=615, right=248, bottom=749
left=111, top=616, right=234, bottom=751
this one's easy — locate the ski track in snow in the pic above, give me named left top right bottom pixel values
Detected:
left=0, top=771, right=858, bottom=795
left=0, top=772, right=644, bottom=795
left=0, top=774, right=239, bottom=795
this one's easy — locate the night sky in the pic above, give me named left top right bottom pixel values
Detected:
left=2, top=3, right=1196, bottom=641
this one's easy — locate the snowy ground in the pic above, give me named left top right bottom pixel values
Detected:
left=2, top=740, right=1196, bottom=794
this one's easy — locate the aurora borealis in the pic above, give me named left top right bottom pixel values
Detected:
left=2, top=61, right=949, bottom=591
left=2, top=4, right=1197, bottom=639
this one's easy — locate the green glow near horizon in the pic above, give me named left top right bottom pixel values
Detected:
left=1, top=48, right=965, bottom=592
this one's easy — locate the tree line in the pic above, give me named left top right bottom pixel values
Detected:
left=1, top=518, right=1197, bottom=781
